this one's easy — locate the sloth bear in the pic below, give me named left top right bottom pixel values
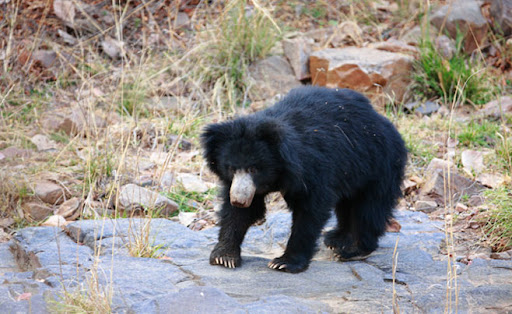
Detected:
left=201, top=86, right=407, bottom=273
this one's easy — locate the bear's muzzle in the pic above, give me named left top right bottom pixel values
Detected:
left=230, top=170, right=256, bottom=208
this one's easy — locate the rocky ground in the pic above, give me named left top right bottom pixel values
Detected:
left=1, top=209, right=511, bottom=313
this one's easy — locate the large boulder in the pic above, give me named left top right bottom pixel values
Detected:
left=430, top=0, right=487, bottom=53
left=309, top=47, right=413, bottom=103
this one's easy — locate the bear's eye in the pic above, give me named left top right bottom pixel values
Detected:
left=248, top=167, right=257, bottom=174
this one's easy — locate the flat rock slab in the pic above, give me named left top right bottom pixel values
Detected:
left=2, top=210, right=511, bottom=313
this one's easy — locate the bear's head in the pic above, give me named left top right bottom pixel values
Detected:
left=201, top=117, right=302, bottom=208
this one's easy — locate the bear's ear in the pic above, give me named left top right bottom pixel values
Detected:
left=254, top=118, right=283, bottom=145
left=255, top=118, right=304, bottom=187
left=200, top=122, right=233, bottom=174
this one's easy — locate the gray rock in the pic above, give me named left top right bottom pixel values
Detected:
left=118, top=184, right=178, bottom=215
left=420, top=169, right=484, bottom=205
left=490, top=0, right=512, bottom=36
left=30, top=134, right=57, bottom=152
left=430, top=0, right=488, bottom=53
left=130, top=286, right=245, bottom=313
left=414, top=200, right=438, bottom=213
left=248, top=56, right=302, bottom=101
left=2, top=210, right=511, bottom=313
left=176, top=173, right=208, bottom=193
left=282, top=36, right=314, bottom=80
left=435, top=35, right=456, bottom=59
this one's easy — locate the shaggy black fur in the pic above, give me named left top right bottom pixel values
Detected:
left=201, top=86, right=407, bottom=273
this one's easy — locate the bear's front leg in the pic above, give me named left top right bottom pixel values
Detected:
left=210, top=192, right=265, bottom=269
left=268, top=203, right=330, bottom=273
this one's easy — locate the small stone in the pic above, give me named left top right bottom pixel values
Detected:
left=468, top=195, right=485, bottom=207
left=118, top=184, right=178, bottom=215
left=55, top=197, right=81, bottom=221
left=30, top=134, right=57, bottom=152
left=176, top=173, right=209, bottom=193
left=101, top=37, right=124, bottom=59
left=34, top=180, right=69, bottom=205
left=0, top=146, right=32, bottom=159
left=22, top=202, right=53, bottom=221
left=434, top=35, right=455, bottom=59
left=425, top=158, right=455, bottom=175
left=478, top=96, right=512, bottom=119
left=173, top=12, right=190, bottom=29
left=404, top=100, right=440, bottom=115
left=461, top=150, right=485, bottom=175
left=403, top=179, right=418, bottom=194
left=455, top=203, right=468, bottom=213
left=178, top=212, right=196, bottom=227
left=160, top=172, right=176, bottom=187
left=386, top=218, right=401, bottom=232
left=0, top=218, right=15, bottom=228
left=477, top=173, right=505, bottom=189
left=32, top=50, right=58, bottom=70
left=420, top=169, right=484, bottom=206
left=41, top=215, right=68, bottom=227
left=369, top=39, right=419, bottom=54
left=414, top=200, right=438, bottom=213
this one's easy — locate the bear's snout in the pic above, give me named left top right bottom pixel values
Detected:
left=230, top=170, right=256, bottom=208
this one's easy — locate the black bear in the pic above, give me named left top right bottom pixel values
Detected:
left=201, top=86, right=407, bottom=273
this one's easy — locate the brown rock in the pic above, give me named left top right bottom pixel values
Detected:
left=282, top=36, right=314, bottom=80
left=55, top=197, right=81, bottom=221
left=34, top=180, right=70, bottom=205
left=22, top=202, right=54, bottom=221
left=420, top=169, right=484, bottom=205
left=430, top=0, right=488, bottom=53
left=386, top=218, right=401, bottom=232
left=455, top=202, right=468, bottom=213
left=309, top=47, right=413, bottom=103
left=248, top=56, right=302, bottom=101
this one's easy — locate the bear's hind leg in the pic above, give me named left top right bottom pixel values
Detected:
left=210, top=189, right=266, bottom=269
left=324, top=198, right=361, bottom=257
left=328, top=188, right=393, bottom=260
